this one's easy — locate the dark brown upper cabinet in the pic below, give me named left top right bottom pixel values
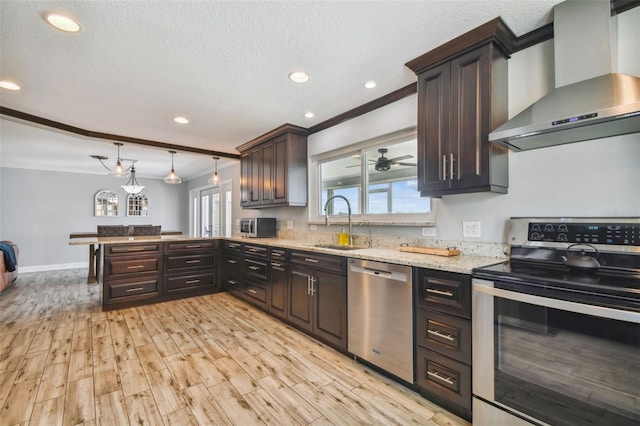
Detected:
left=406, top=18, right=516, bottom=197
left=237, top=124, right=308, bottom=208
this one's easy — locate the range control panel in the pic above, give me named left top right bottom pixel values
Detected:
left=527, top=222, right=639, bottom=246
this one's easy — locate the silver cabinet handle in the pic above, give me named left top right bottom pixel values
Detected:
left=309, top=276, right=316, bottom=296
left=229, top=243, right=240, bottom=248
left=450, top=153, right=455, bottom=179
left=247, top=289, right=258, bottom=294
left=126, top=287, right=144, bottom=292
left=271, top=262, right=282, bottom=267
left=442, top=155, right=447, bottom=181
left=427, top=288, right=454, bottom=297
left=186, top=260, right=200, bottom=264
left=427, top=329, right=455, bottom=342
left=248, top=265, right=259, bottom=270
left=127, top=265, right=145, bottom=269
left=186, top=245, right=201, bottom=248
left=307, top=275, right=311, bottom=295
left=227, top=260, right=238, bottom=264
left=186, top=280, right=200, bottom=284
left=126, top=247, right=145, bottom=252
left=228, top=280, right=237, bottom=285
left=427, top=370, right=454, bottom=386
left=304, top=258, right=319, bottom=263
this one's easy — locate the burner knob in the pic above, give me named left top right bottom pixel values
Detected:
left=544, top=224, right=554, bottom=232
left=532, top=224, right=541, bottom=232
left=531, top=232, right=541, bottom=240
left=558, top=233, right=568, bottom=241
left=558, top=224, right=568, bottom=232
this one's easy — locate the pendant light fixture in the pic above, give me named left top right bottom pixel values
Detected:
left=110, top=143, right=127, bottom=177
left=163, top=150, right=182, bottom=184
left=208, top=156, right=220, bottom=186
left=121, top=162, right=145, bottom=194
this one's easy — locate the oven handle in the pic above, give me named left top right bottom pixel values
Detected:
left=473, top=279, right=640, bottom=324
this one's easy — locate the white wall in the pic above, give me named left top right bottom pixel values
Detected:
left=302, top=9, right=640, bottom=244
left=0, top=167, right=188, bottom=269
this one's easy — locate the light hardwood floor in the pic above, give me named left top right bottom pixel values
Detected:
left=0, top=269, right=470, bottom=426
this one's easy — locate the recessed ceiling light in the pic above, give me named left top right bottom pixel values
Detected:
left=364, top=81, right=377, bottom=89
left=288, top=71, right=309, bottom=83
left=304, top=112, right=314, bottom=118
left=173, top=116, right=189, bottom=124
left=44, top=13, right=81, bottom=33
left=0, top=81, right=21, bottom=91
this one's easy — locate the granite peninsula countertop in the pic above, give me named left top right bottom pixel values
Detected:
left=69, top=235, right=506, bottom=274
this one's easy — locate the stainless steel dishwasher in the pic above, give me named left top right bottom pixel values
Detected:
left=348, top=258, right=413, bottom=382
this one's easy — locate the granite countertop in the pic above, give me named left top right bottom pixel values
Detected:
left=69, top=235, right=506, bottom=274
left=228, top=237, right=506, bottom=274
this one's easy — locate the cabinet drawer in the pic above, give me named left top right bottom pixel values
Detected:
left=166, top=240, right=215, bottom=253
left=244, top=282, right=268, bottom=305
left=106, top=243, right=162, bottom=257
left=416, top=269, right=470, bottom=318
left=290, top=250, right=346, bottom=274
left=416, top=347, right=471, bottom=413
left=243, top=244, right=268, bottom=258
left=417, top=308, right=471, bottom=364
left=224, top=240, right=243, bottom=252
left=244, top=257, right=268, bottom=281
left=107, top=257, right=161, bottom=277
left=165, top=253, right=215, bottom=271
left=165, top=272, right=215, bottom=292
left=109, top=278, right=160, bottom=299
left=270, top=247, right=288, bottom=262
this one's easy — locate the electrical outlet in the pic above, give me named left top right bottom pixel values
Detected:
left=421, top=227, right=436, bottom=237
left=235, top=218, right=240, bottom=226
left=287, top=220, right=293, bottom=229
left=463, top=221, right=481, bottom=238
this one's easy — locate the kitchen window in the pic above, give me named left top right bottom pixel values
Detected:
left=310, top=128, right=433, bottom=224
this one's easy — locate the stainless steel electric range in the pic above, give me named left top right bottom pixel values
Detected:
left=471, top=217, right=640, bottom=426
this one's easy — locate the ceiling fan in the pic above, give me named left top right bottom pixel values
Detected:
left=348, top=148, right=416, bottom=171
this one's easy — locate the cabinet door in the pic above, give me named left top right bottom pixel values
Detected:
left=417, top=61, right=451, bottom=194
left=313, top=270, right=347, bottom=350
left=449, top=45, right=492, bottom=191
left=272, top=135, right=288, bottom=204
left=288, top=267, right=313, bottom=333
left=249, top=146, right=262, bottom=205
left=240, top=152, right=251, bottom=206
left=261, top=141, right=274, bottom=205
left=269, top=260, right=288, bottom=320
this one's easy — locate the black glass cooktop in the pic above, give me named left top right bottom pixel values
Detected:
left=473, top=248, right=640, bottom=311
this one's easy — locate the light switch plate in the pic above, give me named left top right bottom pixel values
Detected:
left=463, top=221, right=481, bottom=238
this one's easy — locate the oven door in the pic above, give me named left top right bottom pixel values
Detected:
left=473, top=278, right=640, bottom=426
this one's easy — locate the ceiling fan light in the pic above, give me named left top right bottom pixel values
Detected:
left=110, top=160, right=127, bottom=177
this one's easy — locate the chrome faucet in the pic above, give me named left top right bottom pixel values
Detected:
left=323, top=195, right=353, bottom=246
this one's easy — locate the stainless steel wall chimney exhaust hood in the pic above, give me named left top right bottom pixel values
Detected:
left=489, top=0, right=640, bottom=151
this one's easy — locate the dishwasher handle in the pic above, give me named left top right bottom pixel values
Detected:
left=349, top=265, right=407, bottom=282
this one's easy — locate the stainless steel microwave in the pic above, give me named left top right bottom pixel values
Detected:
left=239, top=218, right=277, bottom=238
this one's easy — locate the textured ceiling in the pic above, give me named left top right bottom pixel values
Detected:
left=0, top=0, right=563, bottom=180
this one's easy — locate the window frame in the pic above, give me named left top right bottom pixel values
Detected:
left=309, top=127, right=435, bottom=225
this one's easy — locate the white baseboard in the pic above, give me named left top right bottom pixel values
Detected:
left=19, top=262, right=87, bottom=273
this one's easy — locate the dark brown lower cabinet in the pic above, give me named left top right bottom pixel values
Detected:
left=414, top=267, right=472, bottom=421
left=268, top=251, right=288, bottom=321
left=288, top=251, right=347, bottom=351
left=102, top=239, right=220, bottom=310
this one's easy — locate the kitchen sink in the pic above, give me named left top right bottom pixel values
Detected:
left=311, top=243, right=368, bottom=251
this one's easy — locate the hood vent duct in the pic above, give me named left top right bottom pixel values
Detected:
left=489, top=0, right=640, bottom=151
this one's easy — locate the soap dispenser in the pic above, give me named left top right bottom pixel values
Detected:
left=338, top=226, right=349, bottom=246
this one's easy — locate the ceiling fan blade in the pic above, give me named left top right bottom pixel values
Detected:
left=387, top=154, right=413, bottom=162
left=345, top=164, right=360, bottom=168
left=393, top=162, right=417, bottom=167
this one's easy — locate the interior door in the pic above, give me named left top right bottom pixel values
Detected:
left=200, top=188, right=221, bottom=237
